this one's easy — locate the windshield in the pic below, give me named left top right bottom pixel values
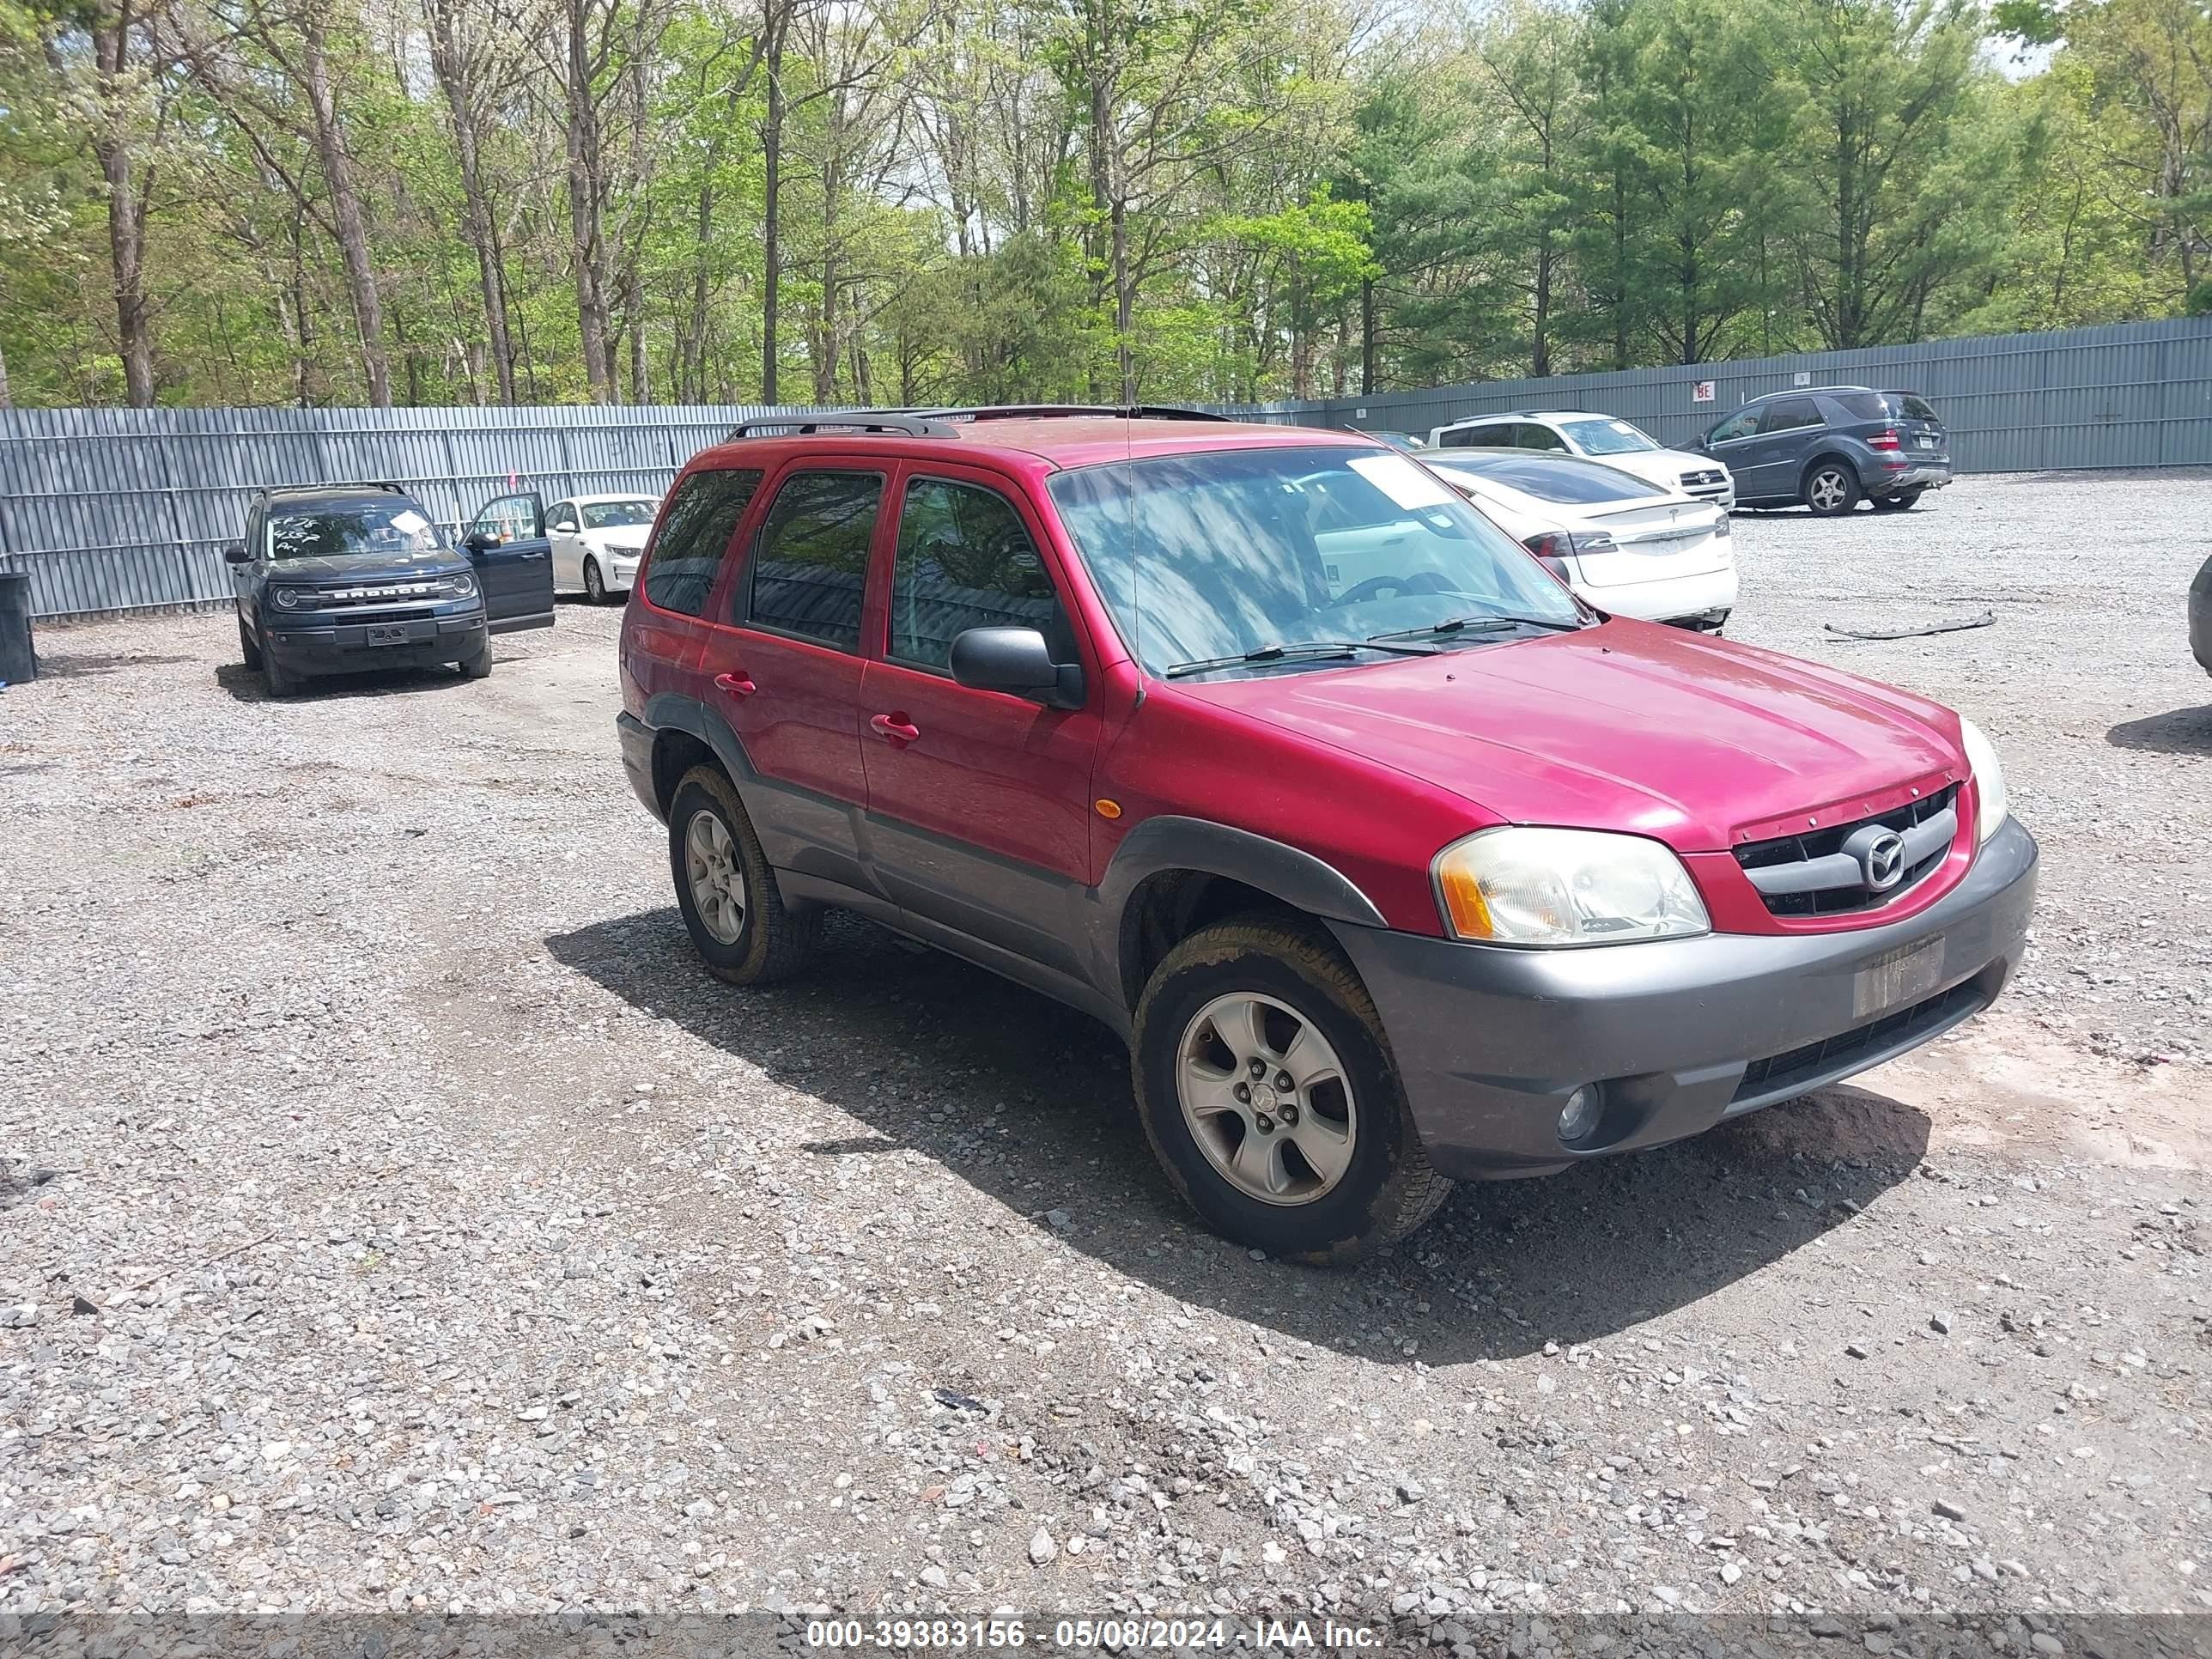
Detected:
left=266, top=501, right=445, bottom=562
left=581, top=500, right=657, bottom=529
left=1046, top=445, right=1582, bottom=677
left=1428, top=453, right=1656, bottom=505
left=1558, top=416, right=1658, bottom=455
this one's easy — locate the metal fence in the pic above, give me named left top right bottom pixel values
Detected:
left=5, top=316, right=2209, bottom=620
left=0, top=403, right=824, bottom=621
left=1215, top=317, right=2212, bottom=470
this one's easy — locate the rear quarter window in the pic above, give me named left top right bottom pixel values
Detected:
left=1826, top=392, right=1891, bottom=422
left=1891, top=394, right=1941, bottom=422
left=641, top=469, right=763, bottom=617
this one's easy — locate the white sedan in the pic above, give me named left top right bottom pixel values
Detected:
left=545, top=493, right=660, bottom=603
left=1424, top=449, right=1736, bottom=631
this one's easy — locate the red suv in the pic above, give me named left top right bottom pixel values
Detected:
left=616, top=410, right=2037, bottom=1263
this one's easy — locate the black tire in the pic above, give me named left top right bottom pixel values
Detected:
left=1873, top=487, right=1925, bottom=512
left=1131, top=915, right=1453, bottom=1266
left=584, top=558, right=608, bottom=605
left=667, top=763, right=820, bottom=985
left=1803, top=460, right=1861, bottom=517
left=239, top=617, right=263, bottom=671
left=459, top=643, right=492, bottom=679
left=259, top=633, right=297, bottom=698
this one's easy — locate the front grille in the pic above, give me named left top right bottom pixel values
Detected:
left=307, top=581, right=457, bottom=609
left=1679, top=468, right=1730, bottom=501
left=1734, top=784, right=1960, bottom=917
left=1731, top=981, right=1984, bottom=1106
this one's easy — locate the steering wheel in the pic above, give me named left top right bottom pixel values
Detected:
left=1329, top=570, right=1456, bottom=607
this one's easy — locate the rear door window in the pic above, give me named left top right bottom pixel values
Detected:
left=1440, top=422, right=1510, bottom=448
left=1756, top=398, right=1824, bottom=434
left=1515, top=422, right=1569, bottom=452
left=744, top=471, right=884, bottom=651
left=641, top=468, right=763, bottom=617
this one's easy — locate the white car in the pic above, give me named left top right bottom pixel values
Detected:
left=1429, top=410, right=1734, bottom=508
left=545, top=493, right=661, bottom=602
left=1424, top=449, right=1736, bottom=631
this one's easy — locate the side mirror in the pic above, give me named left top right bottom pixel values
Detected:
left=950, top=626, right=1084, bottom=710
left=464, top=531, right=500, bottom=554
left=223, top=544, right=249, bottom=565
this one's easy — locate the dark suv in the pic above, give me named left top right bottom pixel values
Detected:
left=226, top=483, right=552, bottom=696
left=616, top=410, right=2033, bottom=1263
left=1695, top=386, right=1951, bottom=516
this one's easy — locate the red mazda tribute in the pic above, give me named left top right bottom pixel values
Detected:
left=616, top=409, right=2037, bottom=1263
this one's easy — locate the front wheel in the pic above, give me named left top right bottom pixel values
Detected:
left=259, top=633, right=297, bottom=698
left=459, top=643, right=492, bottom=679
left=1804, top=462, right=1861, bottom=517
left=584, top=558, right=609, bottom=605
left=239, top=617, right=263, bottom=671
left=1132, top=917, right=1453, bottom=1265
left=1873, top=487, right=1926, bottom=512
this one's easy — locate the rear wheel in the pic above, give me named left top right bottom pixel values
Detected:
left=668, top=763, right=820, bottom=985
left=1132, top=916, right=1452, bottom=1265
left=1873, top=487, right=1926, bottom=512
left=1804, top=462, right=1861, bottom=517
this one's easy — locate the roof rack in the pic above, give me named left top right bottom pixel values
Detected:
left=919, top=404, right=1235, bottom=424
left=723, top=412, right=957, bottom=441
left=256, top=479, right=412, bottom=497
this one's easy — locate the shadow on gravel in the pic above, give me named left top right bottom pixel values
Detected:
left=212, top=659, right=477, bottom=703
left=549, top=908, right=1930, bottom=1364
left=2106, top=706, right=2212, bottom=757
left=31, top=650, right=195, bottom=679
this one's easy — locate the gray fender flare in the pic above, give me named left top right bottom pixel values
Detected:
left=1091, top=816, right=1388, bottom=1009
left=641, top=692, right=758, bottom=807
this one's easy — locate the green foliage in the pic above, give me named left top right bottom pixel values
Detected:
left=0, top=0, right=2203, bottom=409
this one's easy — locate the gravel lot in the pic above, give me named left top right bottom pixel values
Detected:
left=3, top=472, right=2209, bottom=1645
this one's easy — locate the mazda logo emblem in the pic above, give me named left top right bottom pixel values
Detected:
left=1839, top=822, right=1910, bottom=892
left=1862, top=830, right=1905, bottom=890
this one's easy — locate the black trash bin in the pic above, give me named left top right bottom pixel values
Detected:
left=0, top=570, right=36, bottom=685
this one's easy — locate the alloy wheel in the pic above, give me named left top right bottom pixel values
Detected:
left=1176, top=993, right=1357, bottom=1206
left=1808, top=470, right=1849, bottom=512
left=684, top=809, right=747, bottom=945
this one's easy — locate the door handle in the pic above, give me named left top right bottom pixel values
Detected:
left=869, top=713, right=921, bottom=744
left=714, top=672, right=757, bottom=698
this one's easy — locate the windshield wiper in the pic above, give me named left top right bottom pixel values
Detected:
left=1165, top=638, right=1442, bottom=679
left=1368, top=613, right=1588, bottom=643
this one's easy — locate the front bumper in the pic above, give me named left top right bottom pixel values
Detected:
left=266, top=611, right=486, bottom=677
left=1331, top=816, right=2038, bottom=1180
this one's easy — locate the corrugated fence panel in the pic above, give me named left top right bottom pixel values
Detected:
left=1227, top=318, right=2212, bottom=483
left=0, top=401, right=829, bottom=620
left=4, top=324, right=2209, bottom=619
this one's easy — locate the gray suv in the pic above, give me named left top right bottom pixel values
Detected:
left=1694, top=386, right=1951, bottom=516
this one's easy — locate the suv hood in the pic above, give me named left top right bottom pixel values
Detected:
left=268, top=549, right=471, bottom=585
left=1178, top=622, right=1964, bottom=851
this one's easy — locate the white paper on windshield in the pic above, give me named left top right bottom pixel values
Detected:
left=1347, top=453, right=1456, bottom=510
left=390, top=509, right=430, bottom=535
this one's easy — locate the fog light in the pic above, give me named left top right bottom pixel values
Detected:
left=1559, top=1085, right=1602, bottom=1144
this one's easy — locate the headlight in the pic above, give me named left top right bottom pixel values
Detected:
left=1958, top=717, right=2007, bottom=844
left=434, top=571, right=478, bottom=599
left=1433, top=827, right=1711, bottom=946
left=272, top=586, right=307, bottom=611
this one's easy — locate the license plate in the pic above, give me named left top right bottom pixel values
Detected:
left=365, top=623, right=410, bottom=645
left=1853, top=939, right=1946, bottom=1018
left=1917, top=436, right=1936, bottom=448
